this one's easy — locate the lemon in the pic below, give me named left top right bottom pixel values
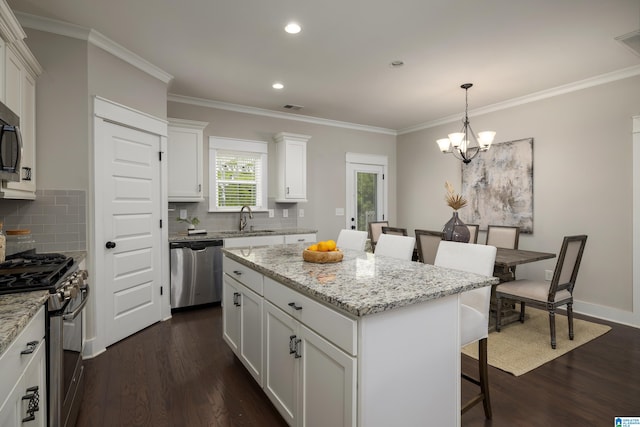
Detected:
left=317, top=241, right=330, bottom=252
left=307, top=244, right=318, bottom=251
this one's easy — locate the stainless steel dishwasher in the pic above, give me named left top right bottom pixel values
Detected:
left=170, top=239, right=223, bottom=309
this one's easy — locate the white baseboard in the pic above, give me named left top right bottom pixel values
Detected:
left=82, top=337, right=106, bottom=359
left=573, top=299, right=640, bottom=329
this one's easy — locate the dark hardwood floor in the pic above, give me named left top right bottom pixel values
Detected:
left=76, top=305, right=640, bottom=427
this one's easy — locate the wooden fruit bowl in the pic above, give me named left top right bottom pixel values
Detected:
left=303, top=249, right=343, bottom=263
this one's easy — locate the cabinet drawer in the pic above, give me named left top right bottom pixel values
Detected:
left=283, top=234, right=316, bottom=244
left=224, top=256, right=263, bottom=296
left=264, top=277, right=357, bottom=356
left=0, top=305, right=45, bottom=402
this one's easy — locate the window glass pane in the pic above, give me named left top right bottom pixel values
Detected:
left=357, top=171, right=378, bottom=232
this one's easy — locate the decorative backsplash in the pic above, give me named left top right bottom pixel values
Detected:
left=169, top=197, right=298, bottom=234
left=0, top=189, right=86, bottom=252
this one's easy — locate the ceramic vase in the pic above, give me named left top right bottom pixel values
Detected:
left=443, top=211, right=470, bottom=243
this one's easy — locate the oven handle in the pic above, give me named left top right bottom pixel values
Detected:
left=62, top=284, right=90, bottom=321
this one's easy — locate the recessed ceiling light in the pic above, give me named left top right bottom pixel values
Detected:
left=285, top=22, right=301, bottom=34
left=272, top=82, right=284, bottom=90
left=390, top=60, right=405, bottom=67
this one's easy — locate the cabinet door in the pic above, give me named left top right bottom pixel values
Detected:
left=299, top=325, right=356, bottom=427
left=222, top=276, right=241, bottom=354
left=284, top=140, right=306, bottom=200
left=239, top=285, right=263, bottom=385
left=263, top=301, right=298, bottom=426
left=0, top=340, right=46, bottom=427
left=167, top=121, right=206, bottom=202
left=3, top=48, right=36, bottom=198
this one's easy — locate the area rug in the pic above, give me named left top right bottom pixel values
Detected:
left=461, top=308, right=611, bottom=376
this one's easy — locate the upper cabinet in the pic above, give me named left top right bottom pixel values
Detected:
left=0, top=2, right=42, bottom=200
left=273, top=132, right=310, bottom=203
left=167, top=118, right=209, bottom=202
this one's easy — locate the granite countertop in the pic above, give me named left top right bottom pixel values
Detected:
left=0, top=250, right=88, bottom=357
left=223, top=245, right=499, bottom=317
left=169, top=228, right=317, bottom=242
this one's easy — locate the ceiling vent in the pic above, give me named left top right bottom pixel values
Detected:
left=616, top=30, right=640, bottom=57
left=283, top=104, right=303, bottom=111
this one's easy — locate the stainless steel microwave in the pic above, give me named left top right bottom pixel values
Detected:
left=0, top=101, right=22, bottom=182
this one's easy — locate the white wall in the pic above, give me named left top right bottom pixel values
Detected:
left=398, top=75, right=640, bottom=323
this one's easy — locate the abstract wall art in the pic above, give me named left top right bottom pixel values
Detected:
left=460, top=137, right=534, bottom=233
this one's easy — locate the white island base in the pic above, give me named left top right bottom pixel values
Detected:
left=358, top=294, right=460, bottom=426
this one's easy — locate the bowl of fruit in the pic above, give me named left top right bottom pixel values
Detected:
left=303, top=240, right=343, bottom=263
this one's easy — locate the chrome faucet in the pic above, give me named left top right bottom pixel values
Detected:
left=239, top=205, right=253, bottom=231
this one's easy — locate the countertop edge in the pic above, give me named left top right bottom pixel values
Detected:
left=170, top=228, right=317, bottom=242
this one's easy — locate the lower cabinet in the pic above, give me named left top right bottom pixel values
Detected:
left=222, top=274, right=263, bottom=386
left=0, top=306, right=47, bottom=427
left=264, top=301, right=356, bottom=427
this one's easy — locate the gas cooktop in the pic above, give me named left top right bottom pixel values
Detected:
left=0, top=252, right=75, bottom=295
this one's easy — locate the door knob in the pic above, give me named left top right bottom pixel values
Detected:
left=105, top=241, right=116, bottom=249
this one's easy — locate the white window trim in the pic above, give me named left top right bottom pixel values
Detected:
left=209, top=136, right=268, bottom=212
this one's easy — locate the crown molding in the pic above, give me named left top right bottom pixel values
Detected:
left=168, top=93, right=398, bottom=136
left=14, top=11, right=173, bottom=84
left=399, top=64, right=640, bottom=135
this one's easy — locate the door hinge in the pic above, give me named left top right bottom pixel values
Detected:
left=159, top=151, right=163, bottom=161
left=160, top=219, right=163, bottom=228
left=160, top=286, right=163, bottom=296
left=382, top=173, right=385, bottom=180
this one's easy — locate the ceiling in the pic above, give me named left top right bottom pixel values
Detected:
left=7, top=0, right=640, bottom=132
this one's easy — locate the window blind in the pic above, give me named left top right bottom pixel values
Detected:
left=215, top=150, right=262, bottom=208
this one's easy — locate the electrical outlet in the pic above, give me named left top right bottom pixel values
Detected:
left=283, top=209, right=288, bottom=218
left=268, top=209, right=274, bottom=218
left=335, top=208, right=345, bottom=216
left=299, top=209, right=304, bottom=218
left=179, top=209, right=187, bottom=219
left=545, top=270, right=553, bottom=281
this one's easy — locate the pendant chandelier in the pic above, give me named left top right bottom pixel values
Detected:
left=436, top=83, right=495, bottom=164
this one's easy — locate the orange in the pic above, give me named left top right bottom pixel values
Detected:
left=326, top=240, right=337, bottom=251
left=317, top=241, right=330, bottom=252
left=307, top=244, right=318, bottom=251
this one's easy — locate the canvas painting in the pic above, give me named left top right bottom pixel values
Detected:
left=460, top=138, right=534, bottom=233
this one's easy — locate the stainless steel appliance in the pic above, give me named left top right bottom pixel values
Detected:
left=170, top=240, right=223, bottom=308
left=0, top=100, right=23, bottom=182
left=0, top=251, right=89, bottom=427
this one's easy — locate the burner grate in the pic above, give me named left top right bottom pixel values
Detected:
left=0, top=253, right=74, bottom=294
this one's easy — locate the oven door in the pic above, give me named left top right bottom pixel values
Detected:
left=49, top=283, right=89, bottom=427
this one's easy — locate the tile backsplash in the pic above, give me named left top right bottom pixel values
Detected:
left=0, top=189, right=86, bottom=253
left=169, top=197, right=298, bottom=234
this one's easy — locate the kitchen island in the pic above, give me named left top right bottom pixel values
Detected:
left=222, top=244, right=499, bottom=427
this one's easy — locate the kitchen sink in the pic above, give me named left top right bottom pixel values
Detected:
left=216, top=229, right=277, bottom=235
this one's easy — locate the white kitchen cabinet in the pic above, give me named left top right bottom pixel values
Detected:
left=0, top=306, right=47, bottom=427
left=263, top=275, right=356, bottom=427
left=222, top=258, right=264, bottom=386
left=224, top=233, right=317, bottom=249
left=283, top=233, right=316, bottom=244
left=167, top=118, right=208, bottom=202
left=263, top=300, right=356, bottom=427
left=1, top=44, right=40, bottom=199
left=274, top=132, right=310, bottom=203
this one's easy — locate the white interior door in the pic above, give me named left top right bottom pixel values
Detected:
left=98, top=120, right=163, bottom=347
left=346, top=160, right=386, bottom=232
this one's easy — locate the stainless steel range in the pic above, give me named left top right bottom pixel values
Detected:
left=0, top=251, right=89, bottom=427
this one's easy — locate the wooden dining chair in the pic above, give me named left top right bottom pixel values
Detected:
left=485, top=225, right=520, bottom=249
left=495, top=235, right=588, bottom=349
left=486, top=225, right=520, bottom=278
left=434, top=241, right=497, bottom=419
left=381, top=226, right=408, bottom=236
left=336, top=229, right=368, bottom=251
left=414, top=229, right=443, bottom=265
left=466, top=224, right=480, bottom=244
left=374, top=233, right=415, bottom=261
left=368, top=221, right=389, bottom=251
